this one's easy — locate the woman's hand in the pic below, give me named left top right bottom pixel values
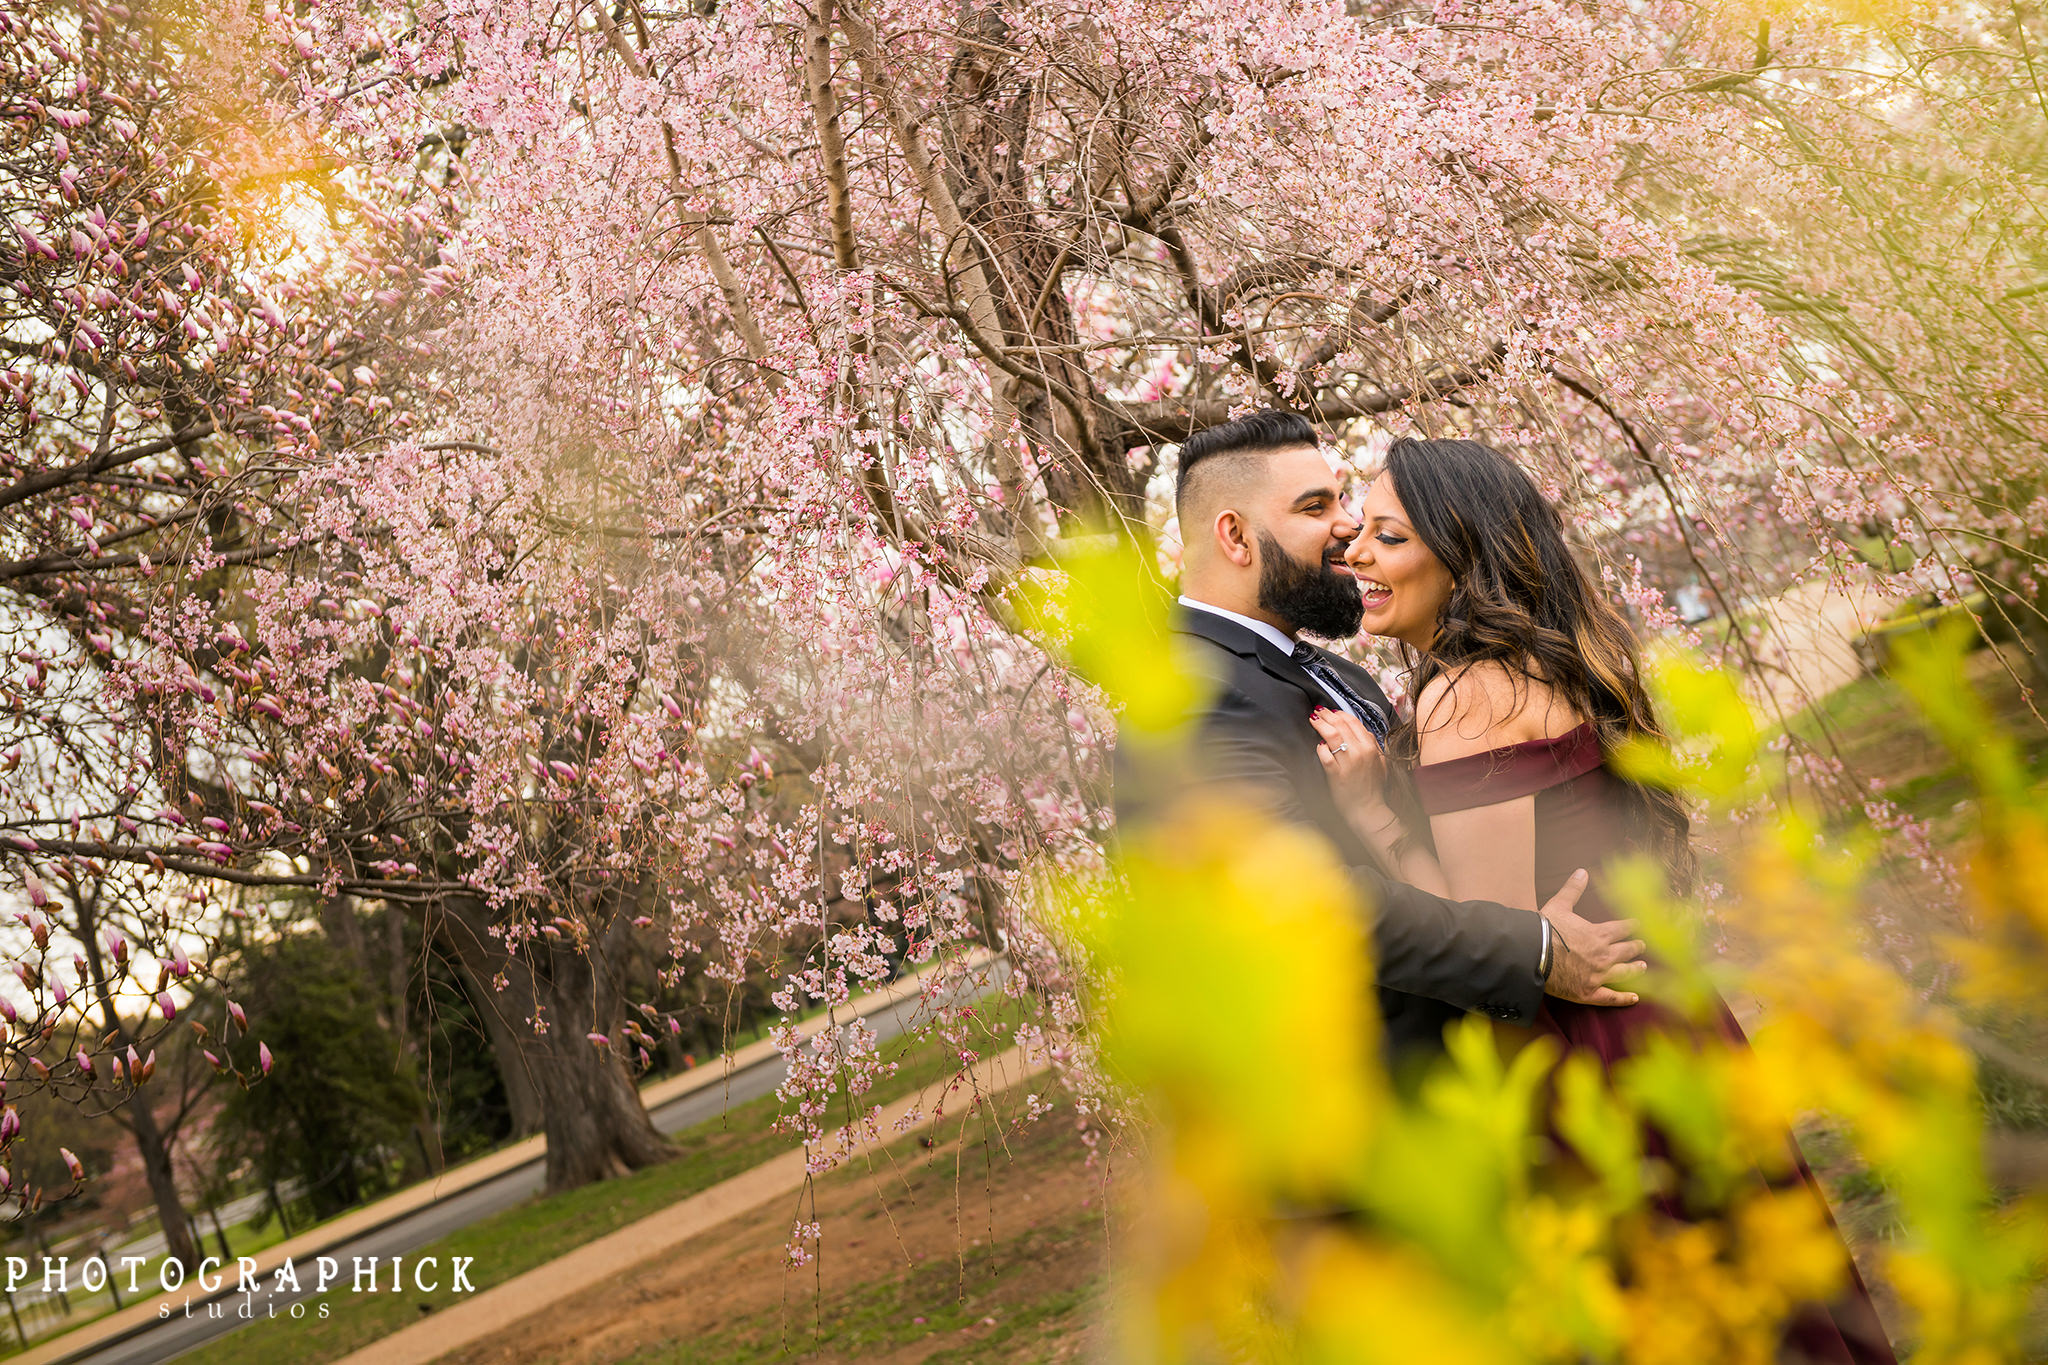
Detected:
left=1313, top=706, right=1449, bottom=893
left=1310, top=707, right=1399, bottom=840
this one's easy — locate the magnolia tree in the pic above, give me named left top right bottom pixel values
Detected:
left=2, top=0, right=1068, bottom=1203
left=0, top=0, right=462, bottom=1249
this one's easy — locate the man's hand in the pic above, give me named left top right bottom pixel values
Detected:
left=1539, top=869, right=1647, bottom=1007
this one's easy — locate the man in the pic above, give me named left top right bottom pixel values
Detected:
left=1121, top=409, right=1646, bottom=1058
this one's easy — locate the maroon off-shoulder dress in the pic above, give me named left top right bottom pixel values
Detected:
left=1415, top=723, right=1897, bottom=1365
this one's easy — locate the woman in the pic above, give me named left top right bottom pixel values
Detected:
left=1309, top=436, right=1896, bottom=1365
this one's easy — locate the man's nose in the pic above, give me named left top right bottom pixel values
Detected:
left=1332, top=507, right=1362, bottom=541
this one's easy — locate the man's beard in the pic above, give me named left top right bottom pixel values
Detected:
left=1257, top=531, right=1363, bottom=640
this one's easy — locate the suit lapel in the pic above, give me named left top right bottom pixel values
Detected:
left=1174, top=607, right=1380, bottom=870
left=1174, top=609, right=1327, bottom=706
left=1176, top=608, right=1398, bottom=718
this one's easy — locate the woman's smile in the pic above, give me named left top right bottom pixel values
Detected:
left=1343, top=475, right=1453, bottom=648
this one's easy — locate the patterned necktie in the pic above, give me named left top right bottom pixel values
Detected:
left=1289, top=640, right=1390, bottom=746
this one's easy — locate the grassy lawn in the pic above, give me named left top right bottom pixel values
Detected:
left=202, top=1010, right=1026, bottom=1365
left=638, top=1269, right=1097, bottom=1365
left=1785, top=641, right=2048, bottom=837
left=621, top=1213, right=1101, bottom=1364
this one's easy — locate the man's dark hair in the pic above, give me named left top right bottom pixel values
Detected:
left=1173, top=408, right=1319, bottom=515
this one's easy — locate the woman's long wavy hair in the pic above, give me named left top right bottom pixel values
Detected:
left=1381, top=437, right=1696, bottom=893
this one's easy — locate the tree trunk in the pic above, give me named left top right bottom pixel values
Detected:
left=938, top=8, right=1141, bottom=526
left=316, top=891, right=371, bottom=989
left=207, top=1205, right=232, bottom=1260
left=431, top=893, right=678, bottom=1188
left=72, top=887, right=205, bottom=1276
left=382, top=907, right=446, bottom=1175
left=385, top=903, right=409, bottom=1032
left=431, top=900, right=547, bottom=1137
left=529, top=942, right=676, bottom=1192
left=126, top=1094, right=204, bottom=1275
left=268, top=1179, right=293, bottom=1236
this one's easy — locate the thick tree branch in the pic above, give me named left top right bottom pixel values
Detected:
left=1111, top=340, right=1508, bottom=447
left=16, top=837, right=472, bottom=898
left=802, top=2, right=859, bottom=274
left=0, top=538, right=308, bottom=584
left=1152, top=224, right=1284, bottom=395
left=0, top=421, right=218, bottom=513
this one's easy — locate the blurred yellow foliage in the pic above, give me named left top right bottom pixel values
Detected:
left=1076, top=796, right=1379, bottom=1195
left=1013, top=533, right=1208, bottom=751
left=1295, top=1234, right=1516, bottom=1365
left=1616, top=1186, right=1846, bottom=1365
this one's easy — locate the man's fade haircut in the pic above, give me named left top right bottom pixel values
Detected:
left=1172, top=408, right=1321, bottom=518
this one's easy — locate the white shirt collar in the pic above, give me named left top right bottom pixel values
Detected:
left=1177, top=595, right=1297, bottom=657
left=1179, top=595, right=1376, bottom=723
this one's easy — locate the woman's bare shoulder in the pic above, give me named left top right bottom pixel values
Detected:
left=1414, top=661, right=1579, bottom=764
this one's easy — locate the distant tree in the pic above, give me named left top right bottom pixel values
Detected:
left=215, top=935, right=422, bottom=1219
left=407, top=936, right=518, bottom=1166
left=49, top=873, right=228, bottom=1275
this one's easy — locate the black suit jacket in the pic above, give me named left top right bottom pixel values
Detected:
left=1114, top=607, right=1546, bottom=1058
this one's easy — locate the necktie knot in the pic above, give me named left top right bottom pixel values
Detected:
left=1289, top=641, right=1389, bottom=744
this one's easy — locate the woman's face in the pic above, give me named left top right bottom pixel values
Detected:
left=1344, top=474, right=1454, bottom=650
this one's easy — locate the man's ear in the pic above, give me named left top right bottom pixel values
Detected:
left=1214, top=509, right=1255, bottom=569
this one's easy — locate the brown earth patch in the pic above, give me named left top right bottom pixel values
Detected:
left=439, top=1103, right=1117, bottom=1365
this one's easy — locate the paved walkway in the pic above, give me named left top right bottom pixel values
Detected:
left=1734, top=573, right=1889, bottom=721
left=96, top=1184, right=301, bottom=1266
left=332, top=1044, right=1046, bottom=1365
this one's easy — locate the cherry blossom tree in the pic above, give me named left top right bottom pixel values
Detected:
left=10, top=0, right=2046, bottom=1225
left=355, top=0, right=2041, bottom=1199
left=1641, top=6, right=2048, bottom=661
left=316, top=0, right=1822, bottom=1169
